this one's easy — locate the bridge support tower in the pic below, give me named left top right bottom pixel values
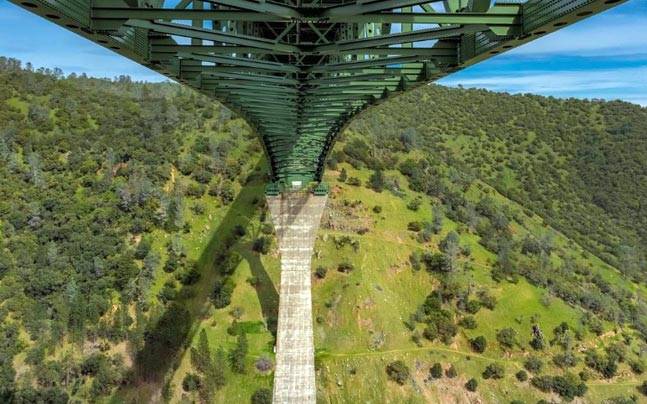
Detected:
left=267, top=192, right=327, bottom=404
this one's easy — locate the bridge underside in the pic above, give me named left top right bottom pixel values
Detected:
left=10, top=0, right=628, bottom=187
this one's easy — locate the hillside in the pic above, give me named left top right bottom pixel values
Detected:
left=1, top=58, right=646, bottom=403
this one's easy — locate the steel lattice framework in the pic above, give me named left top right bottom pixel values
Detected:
left=10, top=0, right=628, bottom=188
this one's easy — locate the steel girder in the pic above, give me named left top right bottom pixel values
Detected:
left=9, top=0, right=629, bottom=185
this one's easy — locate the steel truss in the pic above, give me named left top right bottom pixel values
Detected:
left=10, top=0, right=628, bottom=185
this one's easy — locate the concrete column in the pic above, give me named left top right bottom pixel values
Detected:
left=267, top=193, right=327, bottom=404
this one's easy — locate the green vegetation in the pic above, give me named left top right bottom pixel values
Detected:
left=1, top=58, right=646, bottom=402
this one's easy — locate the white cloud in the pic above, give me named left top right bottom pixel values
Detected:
left=440, top=66, right=647, bottom=106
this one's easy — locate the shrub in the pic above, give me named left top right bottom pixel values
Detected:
left=524, top=356, right=543, bottom=373
left=407, top=198, right=422, bottom=211
left=213, top=278, right=235, bottom=309
left=430, top=363, right=443, bottom=379
left=423, top=252, right=451, bottom=273
left=630, top=360, right=645, bottom=375
left=338, top=168, right=347, bottom=183
left=465, top=378, right=478, bottom=392
left=182, top=373, right=201, bottom=392
left=496, top=328, right=518, bottom=350
left=470, top=336, right=487, bottom=353
left=531, top=376, right=553, bottom=393
left=407, top=221, right=422, bottom=232
left=516, top=370, right=528, bottom=382
left=459, top=316, right=478, bottom=330
left=315, top=266, right=328, bottom=279
left=477, top=290, right=497, bottom=310
left=639, top=381, right=647, bottom=396
left=368, top=169, right=385, bottom=192
left=347, top=177, right=361, bottom=186
left=386, top=360, right=410, bottom=385
left=446, top=365, right=457, bottom=378
left=482, top=363, right=505, bottom=379
left=465, top=300, right=481, bottom=314
left=337, top=262, right=355, bottom=273
left=252, top=237, right=271, bottom=254
left=373, top=205, right=382, bottom=213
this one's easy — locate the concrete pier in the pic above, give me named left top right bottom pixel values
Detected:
left=267, top=193, right=327, bottom=404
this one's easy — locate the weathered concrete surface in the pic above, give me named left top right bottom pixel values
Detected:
left=267, top=193, right=327, bottom=404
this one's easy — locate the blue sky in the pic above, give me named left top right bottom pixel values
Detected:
left=1, top=0, right=646, bottom=105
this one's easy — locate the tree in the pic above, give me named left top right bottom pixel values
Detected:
left=386, top=360, right=410, bottom=385
left=315, top=266, right=327, bottom=279
left=368, top=169, right=385, bottom=192
left=230, top=334, right=248, bottom=374
left=496, top=328, right=518, bottom=350
left=192, top=329, right=210, bottom=373
left=338, top=167, right=348, bottom=182
left=430, top=363, right=443, bottom=379
left=465, top=378, right=478, bottom=392
left=516, top=370, right=528, bottom=382
left=524, top=356, right=543, bottom=373
left=445, top=365, right=457, bottom=378
left=424, top=252, right=451, bottom=273
left=482, top=363, right=505, bottom=379
left=470, top=336, right=487, bottom=353
left=252, top=237, right=271, bottom=254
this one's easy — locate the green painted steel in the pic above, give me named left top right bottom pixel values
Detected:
left=10, top=0, right=628, bottom=187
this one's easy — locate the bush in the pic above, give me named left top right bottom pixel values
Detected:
left=465, top=378, right=478, bottom=392
left=459, top=316, right=477, bottom=329
left=496, top=328, right=518, bottom=350
left=423, top=252, right=451, bottom=273
left=407, top=221, right=422, bottom=232
left=386, top=360, right=410, bottom=385
left=470, top=336, right=487, bottom=353
left=639, top=381, right=647, bottom=396
left=515, top=370, right=528, bottom=382
left=430, top=363, right=443, bottom=379
left=213, top=278, right=235, bottom=309
left=338, top=168, right=347, bottom=182
left=368, top=169, right=385, bottom=192
left=531, top=376, right=553, bottom=392
left=477, top=290, right=497, bottom=310
left=252, top=237, right=271, bottom=254
left=465, top=300, right=481, bottom=314
left=373, top=205, right=382, bottom=214
left=347, top=177, right=361, bottom=186
left=315, top=266, right=327, bottom=279
left=407, top=198, right=422, bottom=211
left=182, top=373, right=201, bottom=392
left=630, top=360, right=645, bottom=375
left=337, top=262, right=355, bottom=273
left=251, top=388, right=272, bottom=404
left=446, top=365, right=457, bottom=378
left=524, top=356, right=543, bottom=373
left=482, top=363, right=505, bottom=379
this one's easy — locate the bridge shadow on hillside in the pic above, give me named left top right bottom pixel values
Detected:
left=117, top=161, right=279, bottom=402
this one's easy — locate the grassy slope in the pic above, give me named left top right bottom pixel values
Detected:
left=157, top=138, right=643, bottom=403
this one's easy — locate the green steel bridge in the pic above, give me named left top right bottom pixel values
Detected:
left=10, top=0, right=628, bottom=188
